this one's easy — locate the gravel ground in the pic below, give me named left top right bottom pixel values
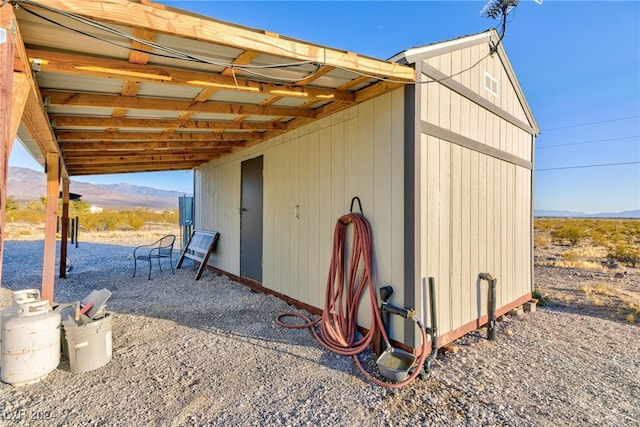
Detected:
left=0, top=238, right=639, bottom=426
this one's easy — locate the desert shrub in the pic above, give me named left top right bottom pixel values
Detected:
left=589, top=230, right=608, bottom=246
left=551, top=224, right=586, bottom=246
left=534, top=235, right=549, bottom=248
left=607, top=243, right=640, bottom=267
left=532, top=289, right=549, bottom=306
left=560, top=250, right=579, bottom=261
left=5, top=196, right=19, bottom=211
left=82, top=211, right=119, bottom=232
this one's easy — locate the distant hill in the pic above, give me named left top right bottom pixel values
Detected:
left=534, top=209, right=640, bottom=219
left=7, top=166, right=190, bottom=210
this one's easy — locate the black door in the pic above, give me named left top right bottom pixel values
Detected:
left=240, top=156, right=263, bottom=281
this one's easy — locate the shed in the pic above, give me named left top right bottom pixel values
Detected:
left=193, top=32, right=539, bottom=348
left=1, top=1, right=538, bottom=350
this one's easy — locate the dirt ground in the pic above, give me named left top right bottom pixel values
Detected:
left=533, top=229, right=639, bottom=326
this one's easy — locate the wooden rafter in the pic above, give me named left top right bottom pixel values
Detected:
left=175, top=49, right=262, bottom=124
left=43, top=90, right=317, bottom=118
left=64, top=152, right=231, bottom=164
left=60, top=140, right=250, bottom=151
left=49, top=116, right=287, bottom=131
left=4, top=6, right=67, bottom=177
left=67, top=161, right=213, bottom=175
left=113, top=28, right=156, bottom=119
left=56, top=131, right=265, bottom=142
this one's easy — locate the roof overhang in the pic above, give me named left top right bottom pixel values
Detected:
left=9, top=0, right=416, bottom=177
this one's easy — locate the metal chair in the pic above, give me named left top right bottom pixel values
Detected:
left=132, top=234, right=176, bottom=279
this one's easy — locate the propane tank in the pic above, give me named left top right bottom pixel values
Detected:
left=0, top=289, right=43, bottom=366
left=1, top=300, right=61, bottom=386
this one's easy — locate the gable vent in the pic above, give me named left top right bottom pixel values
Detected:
left=484, top=71, right=499, bottom=97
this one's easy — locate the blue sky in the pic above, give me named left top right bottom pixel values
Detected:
left=10, top=1, right=640, bottom=213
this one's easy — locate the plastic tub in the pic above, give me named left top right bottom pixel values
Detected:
left=63, top=313, right=113, bottom=373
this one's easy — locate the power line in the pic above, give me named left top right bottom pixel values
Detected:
left=536, top=161, right=640, bottom=172
left=536, top=135, right=639, bottom=149
left=542, top=116, right=639, bottom=132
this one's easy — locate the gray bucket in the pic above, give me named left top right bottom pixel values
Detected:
left=63, top=313, right=113, bottom=373
left=376, top=347, right=416, bottom=382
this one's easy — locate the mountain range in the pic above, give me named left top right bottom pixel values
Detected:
left=7, top=166, right=190, bottom=210
left=534, top=209, right=640, bottom=219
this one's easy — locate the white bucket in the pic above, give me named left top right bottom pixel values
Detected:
left=63, top=313, right=113, bottom=373
left=1, top=300, right=61, bottom=386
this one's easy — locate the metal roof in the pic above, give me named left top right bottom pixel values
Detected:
left=9, top=0, right=415, bottom=178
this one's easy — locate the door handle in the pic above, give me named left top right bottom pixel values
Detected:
left=239, top=207, right=247, bottom=214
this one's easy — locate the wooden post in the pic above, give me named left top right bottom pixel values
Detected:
left=0, top=8, right=14, bottom=284
left=42, top=152, right=60, bottom=303
left=59, top=177, right=70, bottom=278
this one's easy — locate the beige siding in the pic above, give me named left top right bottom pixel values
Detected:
left=416, top=40, right=534, bottom=345
left=194, top=90, right=407, bottom=342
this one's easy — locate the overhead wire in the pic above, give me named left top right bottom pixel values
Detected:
left=535, top=161, right=640, bottom=172
left=541, top=116, right=640, bottom=132
left=536, top=135, right=639, bottom=149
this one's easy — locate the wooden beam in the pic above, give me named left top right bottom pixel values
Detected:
left=113, top=28, right=156, bottom=119
left=68, top=161, right=210, bottom=175
left=28, top=49, right=355, bottom=103
left=220, top=50, right=261, bottom=76
left=10, top=73, right=30, bottom=142
left=60, top=140, right=250, bottom=151
left=43, top=90, right=317, bottom=118
left=0, top=7, right=14, bottom=283
left=42, top=152, right=60, bottom=303
left=27, top=0, right=415, bottom=81
left=49, top=115, right=287, bottom=131
left=64, top=152, right=228, bottom=165
left=6, top=8, right=68, bottom=178
left=62, top=148, right=235, bottom=157
left=59, top=177, right=69, bottom=279
left=55, top=131, right=264, bottom=142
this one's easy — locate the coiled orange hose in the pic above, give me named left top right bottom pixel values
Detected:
left=276, top=213, right=429, bottom=388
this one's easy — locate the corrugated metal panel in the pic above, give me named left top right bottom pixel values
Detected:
left=232, top=54, right=318, bottom=84
left=269, top=98, right=314, bottom=108
left=36, top=73, right=124, bottom=94
left=46, top=106, right=115, bottom=116
left=151, top=33, right=244, bottom=73
left=136, top=82, right=203, bottom=100
left=16, top=7, right=131, bottom=60
left=124, top=110, right=184, bottom=120
left=208, top=91, right=271, bottom=105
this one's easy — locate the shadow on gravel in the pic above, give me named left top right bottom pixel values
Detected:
left=1, top=240, right=355, bottom=374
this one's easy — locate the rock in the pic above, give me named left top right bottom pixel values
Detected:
left=614, top=272, right=625, bottom=279
left=503, top=328, right=513, bottom=336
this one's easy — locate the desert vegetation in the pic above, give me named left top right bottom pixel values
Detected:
left=535, top=217, right=640, bottom=267
left=534, top=217, right=640, bottom=324
left=4, top=195, right=179, bottom=239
